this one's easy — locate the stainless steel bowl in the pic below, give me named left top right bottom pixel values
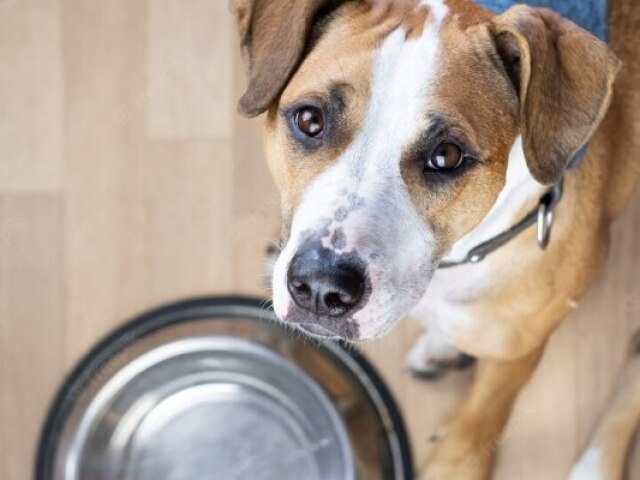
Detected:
left=37, top=297, right=413, bottom=480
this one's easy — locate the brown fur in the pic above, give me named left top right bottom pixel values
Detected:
left=445, top=0, right=493, bottom=29
left=401, top=17, right=518, bottom=247
left=260, top=2, right=384, bottom=228
left=416, top=2, right=640, bottom=478
left=232, top=0, right=640, bottom=477
left=493, top=6, right=621, bottom=185
left=232, top=0, right=339, bottom=117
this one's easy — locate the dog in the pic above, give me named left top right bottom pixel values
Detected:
left=231, top=0, right=640, bottom=477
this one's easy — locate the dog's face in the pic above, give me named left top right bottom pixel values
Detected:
left=265, top=1, right=516, bottom=340
left=233, top=0, right=618, bottom=341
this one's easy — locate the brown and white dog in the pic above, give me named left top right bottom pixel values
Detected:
left=231, top=0, right=640, bottom=478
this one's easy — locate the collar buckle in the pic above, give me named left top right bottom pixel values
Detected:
left=536, top=180, right=563, bottom=250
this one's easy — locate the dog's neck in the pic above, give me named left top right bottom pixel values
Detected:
left=443, top=136, right=546, bottom=263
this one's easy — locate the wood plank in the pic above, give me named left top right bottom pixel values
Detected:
left=631, top=438, right=640, bottom=480
left=495, top=314, right=580, bottom=480
left=0, top=0, right=63, bottom=192
left=147, top=0, right=234, bottom=138
left=401, top=321, right=476, bottom=471
left=145, top=139, right=235, bottom=301
left=231, top=35, right=280, bottom=295
left=62, top=0, right=148, bottom=362
left=0, top=195, right=66, bottom=480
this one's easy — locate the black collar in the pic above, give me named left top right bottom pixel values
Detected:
left=438, top=180, right=564, bottom=269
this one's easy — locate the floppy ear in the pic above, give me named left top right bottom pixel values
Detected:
left=231, top=0, right=342, bottom=118
left=492, top=6, right=621, bottom=184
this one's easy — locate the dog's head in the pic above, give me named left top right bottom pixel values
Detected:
left=232, top=0, right=619, bottom=341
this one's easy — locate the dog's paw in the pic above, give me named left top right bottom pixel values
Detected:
left=405, top=331, right=475, bottom=380
left=418, top=436, right=494, bottom=480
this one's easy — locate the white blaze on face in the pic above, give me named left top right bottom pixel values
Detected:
left=272, top=0, right=448, bottom=339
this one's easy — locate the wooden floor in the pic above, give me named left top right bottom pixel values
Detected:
left=0, top=1, right=638, bottom=479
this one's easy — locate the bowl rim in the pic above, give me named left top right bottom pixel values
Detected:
left=35, top=296, right=414, bottom=480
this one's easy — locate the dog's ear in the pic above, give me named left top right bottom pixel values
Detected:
left=231, top=0, right=342, bottom=118
left=492, top=6, right=620, bottom=184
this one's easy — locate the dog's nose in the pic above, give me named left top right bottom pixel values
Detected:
left=287, top=247, right=366, bottom=317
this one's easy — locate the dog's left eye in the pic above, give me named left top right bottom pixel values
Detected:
left=427, top=142, right=464, bottom=170
left=294, top=106, right=324, bottom=138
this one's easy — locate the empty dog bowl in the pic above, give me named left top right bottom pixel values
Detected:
left=37, top=297, right=413, bottom=480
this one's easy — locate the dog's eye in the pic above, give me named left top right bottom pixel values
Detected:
left=295, top=106, right=324, bottom=138
left=427, top=142, right=464, bottom=170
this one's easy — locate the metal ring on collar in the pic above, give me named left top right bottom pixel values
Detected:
left=537, top=200, right=555, bottom=250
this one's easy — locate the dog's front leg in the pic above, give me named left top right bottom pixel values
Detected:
left=419, top=344, right=546, bottom=480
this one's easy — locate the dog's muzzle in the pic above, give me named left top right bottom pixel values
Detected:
left=285, top=242, right=369, bottom=339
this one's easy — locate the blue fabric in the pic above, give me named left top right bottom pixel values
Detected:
left=475, top=0, right=608, bottom=40
left=476, top=0, right=609, bottom=170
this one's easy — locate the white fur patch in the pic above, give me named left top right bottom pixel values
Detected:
left=405, top=321, right=462, bottom=373
left=568, top=448, right=604, bottom=480
left=272, top=0, right=449, bottom=338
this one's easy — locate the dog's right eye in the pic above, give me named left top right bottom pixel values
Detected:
left=427, top=142, right=464, bottom=171
left=294, top=106, right=324, bottom=138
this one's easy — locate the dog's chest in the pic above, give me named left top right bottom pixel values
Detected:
left=411, top=138, right=544, bottom=337
left=410, top=256, right=541, bottom=358
left=411, top=260, right=495, bottom=332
